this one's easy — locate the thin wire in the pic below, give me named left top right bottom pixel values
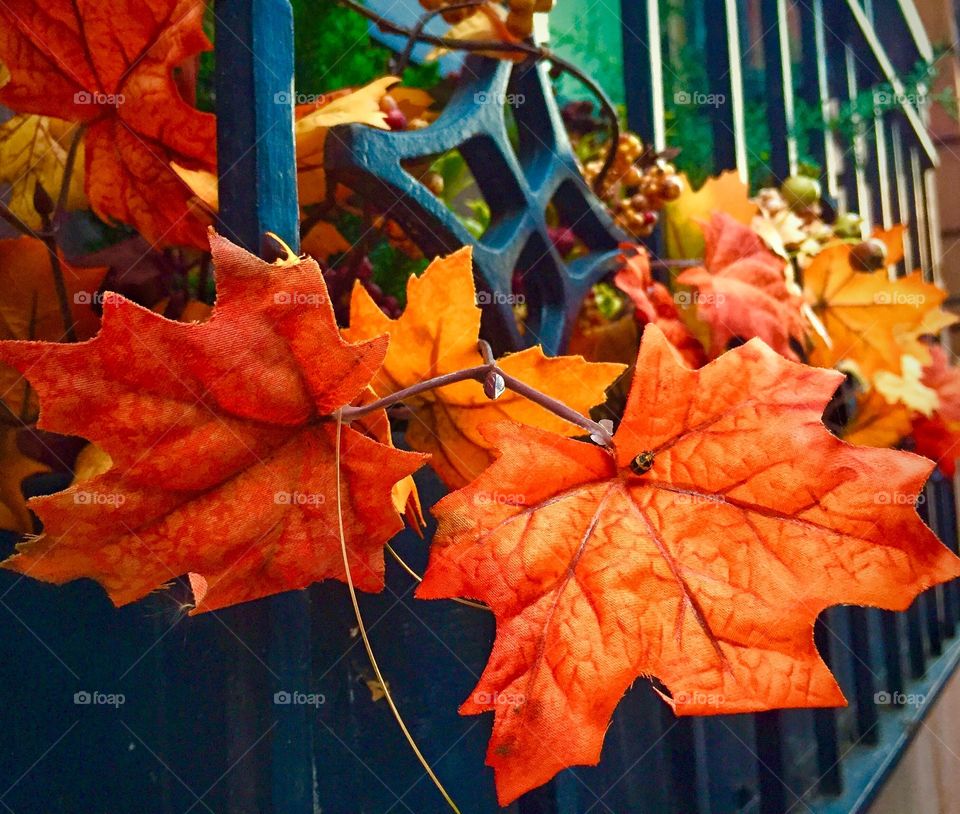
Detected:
left=385, top=543, right=489, bottom=612
left=333, top=411, right=463, bottom=814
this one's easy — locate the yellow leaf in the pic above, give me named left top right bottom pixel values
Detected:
left=873, top=355, right=939, bottom=416
left=171, top=162, right=218, bottom=211
left=429, top=5, right=525, bottom=61
left=72, top=443, right=113, bottom=483
left=843, top=388, right=913, bottom=449
left=895, top=307, right=958, bottom=365
left=366, top=678, right=389, bottom=702
left=663, top=171, right=756, bottom=259
left=296, top=76, right=399, bottom=206
left=0, top=114, right=86, bottom=229
left=805, top=242, right=950, bottom=376
left=302, top=220, right=352, bottom=262
left=0, top=426, right=48, bottom=534
left=343, top=248, right=625, bottom=488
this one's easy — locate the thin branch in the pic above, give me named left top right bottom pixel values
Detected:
left=340, top=365, right=492, bottom=420
left=390, top=0, right=486, bottom=77
left=338, top=354, right=616, bottom=449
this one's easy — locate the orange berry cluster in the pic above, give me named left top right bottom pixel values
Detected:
left=584, top=133, right=684, bottom=238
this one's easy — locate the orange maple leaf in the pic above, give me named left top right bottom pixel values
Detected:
left=676, top=213, right=806, bottom=360
left=344, top=247, right=625, bottom=488
left=843, top=387, right=913, bottom=449
left=614, top=243, right=706, bottom=368
left=0, top=236, right=108, bottom=419
left=663, top=170, right=756, bottom=259
left=417, top=325, right=960, bottom=804
left=0, top=0, right=216, bottom=248
left=0, top=232, right=425, bottom=612
left=804, top=243, right=949, bottom=376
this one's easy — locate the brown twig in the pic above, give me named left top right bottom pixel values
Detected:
left=339, top=346, right=616, bottom=448
left=390, top=0, right=486, bottom=77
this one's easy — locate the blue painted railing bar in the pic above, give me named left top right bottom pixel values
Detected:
left=214, top=2, right=313, bottom=811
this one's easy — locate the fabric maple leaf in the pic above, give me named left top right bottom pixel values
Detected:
left=912, top=415, right=960, bottom=477
left=417, top=325, right=960, bottom=805
left=343, top=247, right=625, bottom=488
left=0, top=0, right=216, bottom=248
left=663, top=171, right=756, bottom=259
left=0, top=236, right=108, bottom=419
left=843, top=388, right=913, bottom=449
left=614, top=243, right=706, bottom=368
left=676, top=213, right=806, bottom=360
left=0, top=232, right=426, bottom=612
left=921, top=344, right=960, bottom=423
left=908, top=344, right=960, bottom=475
left=804, top=243, right=951, bottom=376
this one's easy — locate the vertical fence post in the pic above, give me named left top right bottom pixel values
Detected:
left=760, top=0, right=797, bottom=181
left=705, top=0, right=748, bottom=180
left=214, top=2, right=313, bottom=811
left=621, top=0, right=666, bottom=152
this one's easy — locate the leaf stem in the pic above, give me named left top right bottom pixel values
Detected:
left=333, top=411, right=463, bottom=814
left=339, top=354, right=616, bottom=448
left=55, top=125, right=85, bottom=222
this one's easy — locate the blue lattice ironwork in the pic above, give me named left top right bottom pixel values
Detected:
left=325, top=55, right=628, bottom=356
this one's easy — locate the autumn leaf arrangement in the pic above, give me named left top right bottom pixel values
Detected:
left=1, top=2, right=960, bottom=811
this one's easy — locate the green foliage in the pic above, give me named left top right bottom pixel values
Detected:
left=292, top=0, right=439, bottom=94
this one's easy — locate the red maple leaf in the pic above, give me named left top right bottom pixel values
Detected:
left=677, top=213, right=806, bottom=360
left=417, top=325, right=959, bottom=804
left=614, top=243, right=706, bottom=368
left=0, top=0, right=216, bottom=247
left=0, top=232, right=425, bottom=612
